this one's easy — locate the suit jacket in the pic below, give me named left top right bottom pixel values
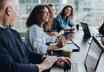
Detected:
left=0, top=27, right=42, bottom=72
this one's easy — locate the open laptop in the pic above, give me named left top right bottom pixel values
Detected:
left=50, top=37, right=104, bottom=72
left=80, top=22, right=91, bottom=38
left=84, top=37, right=103, bottom=72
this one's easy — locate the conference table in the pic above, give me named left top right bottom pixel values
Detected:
left=50, top=28, right=104, bottom=72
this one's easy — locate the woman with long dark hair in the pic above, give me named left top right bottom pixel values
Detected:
left=52, top=5, right=75, bottom=35
left=25, top=5, right=64, bottom=55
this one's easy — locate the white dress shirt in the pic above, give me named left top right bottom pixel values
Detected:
left=25, top=24, right=56, bottom=55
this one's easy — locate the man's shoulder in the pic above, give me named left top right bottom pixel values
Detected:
left=10, top=28, right=21, bottom=37
left=0, top=27, right=19, bottom=37
left=0, top=27, right=7, bottom=35
left=0, top=28, right=8, bottom=40
left=10, top=28, right=18, bottom=33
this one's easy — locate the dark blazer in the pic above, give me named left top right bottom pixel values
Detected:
left=0, top=27, right=42, bottom=72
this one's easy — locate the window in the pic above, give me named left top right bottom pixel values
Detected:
left=15, top=0, right=104, bottom=33
left=19, top=0, right=25, bottom=3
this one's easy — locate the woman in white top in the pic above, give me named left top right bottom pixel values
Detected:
left=25, top=5, right=64, bottom=55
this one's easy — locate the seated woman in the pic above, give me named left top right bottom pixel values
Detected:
left=51, top=5, right=75, bottom=38
left=43, top=4, right=59, bottom=37
left=25, top=5, right=65, bottom=55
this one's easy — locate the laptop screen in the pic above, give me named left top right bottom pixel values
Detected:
left=81, top=22, right=91, bottom=37
left=84, top=37, right=103, bottom=72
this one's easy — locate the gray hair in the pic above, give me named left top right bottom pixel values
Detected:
left=0, top=0, right=16, bottom=16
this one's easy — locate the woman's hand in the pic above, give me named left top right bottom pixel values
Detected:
left=51, top=32, right=59, bottom=37
left=56, top=36, right=66, bottom=48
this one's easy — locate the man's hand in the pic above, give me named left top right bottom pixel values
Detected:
left=37, top=56, right=57, bottom=72
left=55, top=57, right=71, bottom=68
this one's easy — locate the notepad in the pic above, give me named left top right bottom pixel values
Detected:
left=54, top=43, right=80, bottom=52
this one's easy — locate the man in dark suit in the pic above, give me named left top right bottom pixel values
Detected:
left=0, top=0, right=70, bottom=72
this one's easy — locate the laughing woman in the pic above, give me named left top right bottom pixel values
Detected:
left=25, top=5, right=64, bottom=55
left=52, top=5, right=75, bottom=36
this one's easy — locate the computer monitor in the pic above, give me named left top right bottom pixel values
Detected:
left=84, top=37, right=104, bottom=72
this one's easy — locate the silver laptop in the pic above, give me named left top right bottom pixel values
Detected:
left=84, top=37, right=103, bottom=72
left=50, top=37, right=103, bottom=72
